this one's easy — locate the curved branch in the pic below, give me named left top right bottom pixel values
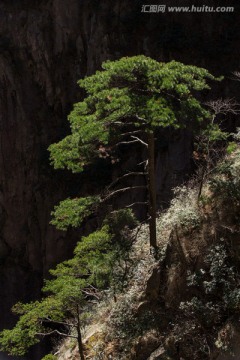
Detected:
left=41, top=318, right=76, bottom=327
left=120, top=130, right=144, bottom=137
left=130, top=135, right=148, bottom=147
left=107, top=172, right=146, bottom=189
left=102, top=185, right=147, bottom=202
left=114, top=140, right=139, bottom=147
left=126, top=202, right=148, bottom=208
left=37, top=330, right=77, bottom=339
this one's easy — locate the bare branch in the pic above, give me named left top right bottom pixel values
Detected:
left=107, top=172, right=146, bottom=189
left=137, top=160, right=148, bottom=166
left=41, top=318, right=75, bottom=327
left=134, top=114, right=147, bottom=123
left=88, top=284, right=99, bottom=291
left=37, top=330, right=77, bottom=339
left=102, top=186, right=147, bottom=202
left=125, top=202, right=148, bottom=208
left=231, top=71, right=240, bottom=82
left=106, top=115, right=147, bottom=127
left=82, top=284, right=101, bottom=299
left=205, top=98, right=240, bottom=115
left=120, top=130, right=144, bottom=137
left=114, top=140, right=139, bottom=147
left=130, top=135, right=148, bottom=147
left=82, top=289, right=101, bottom=300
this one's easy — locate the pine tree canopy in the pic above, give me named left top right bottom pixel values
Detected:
left=49, top=55, right=220, bottom=173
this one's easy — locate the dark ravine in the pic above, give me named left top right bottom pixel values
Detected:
left=0, top=353, right=26, bottom=360
left=0, top=0, right=240, bottom=356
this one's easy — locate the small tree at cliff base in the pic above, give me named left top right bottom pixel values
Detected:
left=0, top=227, right=113, bottom=360
left=49, top=56, right=220, bottom=252
left=0, top=210, right=137, bottom=359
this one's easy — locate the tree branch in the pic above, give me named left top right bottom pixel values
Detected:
left=205, top=98, right=240, bottom=115
left=130, top=135, right=148, bottom=147
left=82, top=284, right=101, bottom=299
left=114, top=140, right=139, bottom=147
left=231, top=71, right=240, bottom=82
left=41, top=318, right=76, bottom=327
left=137, top=160, right=148, bottom=167
left=134, top=114, right=147, bottom=123
left=102, top=186, right=147, bottom=202
left=82, top=289, right=101, bottom=300
left=107, top=172, right=146, bottom=189
left=125, top=202, right=148, bottom=208
left=37, top=330, right=77, bottom=339
left=120, top=130, right=144, bottom=137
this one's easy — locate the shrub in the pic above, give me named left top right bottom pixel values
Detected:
left=209, top=149, right=240, bottom=202
left=41, top=355, right=57, bottom=360
left=158, top=186, right=200, bottom=230
left=226, top=141, right=238, bottom=154
left=177, top=239, right=240, bottom=358
left=50, top=196, right=99, bottom=230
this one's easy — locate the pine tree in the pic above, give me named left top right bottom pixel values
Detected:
left=0, top=226, right=115, bottom=360
left=49, top=56, right=219, bottom=252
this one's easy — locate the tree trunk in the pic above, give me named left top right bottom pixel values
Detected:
left=147, top=131, right=157, bottom=252
left=76, top=305, right=85, bottom=360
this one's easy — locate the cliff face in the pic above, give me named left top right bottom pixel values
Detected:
left=67, top=148, right=240, bottom=360
left=0, top=0, right=239, bottom=329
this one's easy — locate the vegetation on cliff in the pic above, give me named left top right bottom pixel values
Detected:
left=0, top=210, right=137, bottom=360
left=49, top=55, right=219, bottom=251
left=0, top=139, right=240, bottom=359
left=79, top=137, right=240, bottom=360
left=1, top=56, right=238, bottom=360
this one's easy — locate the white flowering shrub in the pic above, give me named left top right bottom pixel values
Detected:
left=176, top=239, right=240, bottom=358
left=231, top=149, right=240, bottom=178
left=158, top=186, right=200, bottom=231
left=210, top=149, right=240, bottom=202
left=233, top=127, right=240, bottom=142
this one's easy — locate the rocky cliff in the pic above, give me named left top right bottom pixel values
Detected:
left=58, top=146, right=240, bottom=360
left=0, top=0, right=239, bottom=336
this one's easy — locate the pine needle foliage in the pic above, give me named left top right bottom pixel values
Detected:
left=0, top=209, right=136, bottom=358
left=49, top=56, right=220, bottom=247
left=0, top=225, right=117, bottom=357
left=49, top=56, right=218, bottom=173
